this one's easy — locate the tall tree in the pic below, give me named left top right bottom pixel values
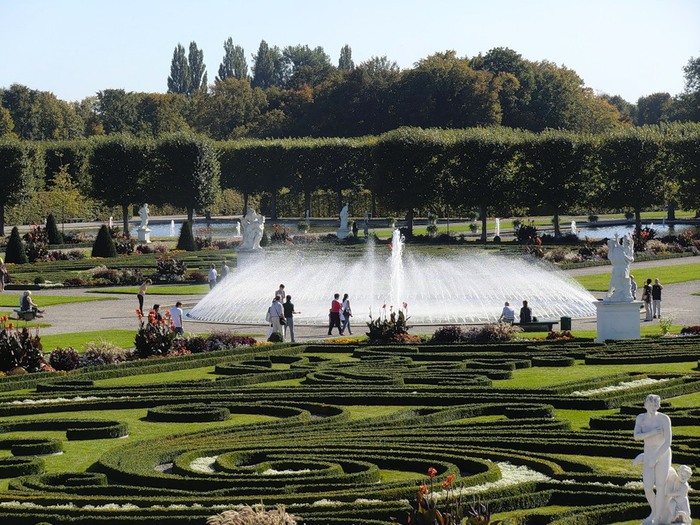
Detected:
left=97, top=89, right=139, bottom=134
left=167, top=44, right=190, bottom=95
left=153, top=132, right=220, bottom=222
left=188, top=41, right=208, bottom=94
left=636, top=93, right=672, bottom=125
left=283, top=44, right=334, bottom=88
left=338, top=44, right=354, bottom=71
left=89, top=134, right=150, bottom=233
left=251, top=40, right=287, bottom=89
left=217, top=37, right=248, bottom=81
left=0, top=139, right=30, bottom=235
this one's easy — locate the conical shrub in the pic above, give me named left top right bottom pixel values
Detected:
left=176, top=220, right=198, bottom=251
left=5, top=226, right=28, bottom=264
left=46, top=213, right=63, bottom=244
left=92, top=225, right=117, bottom=258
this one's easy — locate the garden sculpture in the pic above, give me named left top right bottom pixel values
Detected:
left=606, top=233, right=634, bottom=302
left=138, top=203, right=150, bottom=229
left=239, top=207, right=265, bottom=251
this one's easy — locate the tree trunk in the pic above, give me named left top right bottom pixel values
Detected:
left=371, top=191, right=377, bottom=218
left=480, top=205, right=487, bottom=243
left=0, top=204, right=5, bottom=237
left=304, top=190, right=311, bottom=218
left=635, top=208, right=642, bottom=237
left=243, top=192, right=249, bottom=214
left=122, top=203, right=130, bottom=235
left=405, top=209, right=414, bottom=237
left=187, top=207, right=194, bottom=224
left=336, top=189, right=343, bottom=216
left=553, top=212, right=561, bottom=237
left=667, top=202, right=676, bottom=221
left=270, top=189, right=277, bottom=221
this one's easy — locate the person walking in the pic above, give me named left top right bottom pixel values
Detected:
left=170, top=301, right=184, bottom=336
left=328, top=293, right=342, bottom=335
left=266, top=296, right=285, bottom=340
left=137, top=279, right=152, bottom=316
left=499, top=301, right=515, bottom=324
left=221, top=261, right=230, bottom=280
left=652, top=278, right=663, bottom=319
left=283, top=295, right=299, bottom=342
left=642, top=278, right=653, bottom=321
left=630, top=274, right=638, bottom=301
left=275, top=284, right=286, bottom=302
left=0, top=257, right=7, bottom=292
left=340, top=293, right=353, bottom=335
left=208, top=264, right=218, bottom=289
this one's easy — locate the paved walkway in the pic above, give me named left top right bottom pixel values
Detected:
left=6, top=255, right=700, bottom=343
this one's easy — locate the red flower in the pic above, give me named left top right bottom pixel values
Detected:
left=419, top=485, right=428, bottom=494
left=428, top=467, right=437, bottom=479
left=442, top=474, right=456, bottom=489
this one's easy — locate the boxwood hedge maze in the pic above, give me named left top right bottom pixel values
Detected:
left=0, top=338, right=698, bottom=524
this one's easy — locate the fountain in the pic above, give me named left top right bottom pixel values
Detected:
left=494, top=218, right=500, bottom=237
left=169, top=220, right=176, bottom=238
left=188, top=229, right=597, bottom=326
left=571, top=220, right=577, bottom=236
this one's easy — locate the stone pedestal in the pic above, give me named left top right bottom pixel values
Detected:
left=594, top=300, right=642, bottom=343
left=137, top=227, right=151, bottom=243
left=336, top=227, right=351, bottom=240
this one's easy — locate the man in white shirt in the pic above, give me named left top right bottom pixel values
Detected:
left=208, top=264, right=218, bottom=289
left=170, top=301, right=184, bottom=336
left=499, top=301, right=515, bottom=324
left=267, top=296, right=285, bottom=340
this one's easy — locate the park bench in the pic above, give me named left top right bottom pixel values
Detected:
left=513, top=320, right=559, bottom=332
left=13, top=309, right=37, bottom=321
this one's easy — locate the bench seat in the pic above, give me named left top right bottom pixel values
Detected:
left=513, top=321, right=559, bottom=332
left=13, top=309, right=37, bottom=321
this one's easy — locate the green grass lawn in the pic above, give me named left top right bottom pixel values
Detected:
left=89, top=284, right=209, bottom=295
left=40, top=329, right=136, bottom=352
left=574, top=262, right=700, bottom=291
left=0, top=294, right=116, bottom=307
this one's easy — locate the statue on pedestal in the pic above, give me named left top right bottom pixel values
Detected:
left=606, top=233, right=634, bottom=302
left=138, top=203, right=150, bottom=230
left=337, top=203, right=350, bottom=240
left=238, top=207, right=265, bottom=251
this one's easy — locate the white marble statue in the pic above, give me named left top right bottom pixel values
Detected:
left=138, top=203, right=150, bottom=229
left=339, top=203, right=349, bottom=231
left=606, top=233, right=634, bottom=302
left=662, top=465, right=692, bottom=524
left=633, top=394, right=673, bottom=525
left=234, top=220, right=241, bottom=237
left=238, top=207, right=265, bottom=251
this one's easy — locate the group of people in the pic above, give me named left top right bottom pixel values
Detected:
left=266, top=284, right=300, bottom=342
left=498, top=300, right=533, bottom=324
left=136, top=279, right=184, bottom=335
left=208, top=261, right=230, bottom=289
left=632, top=275, right=664, bottom=322
left=328, top=292, right=352, bottom=336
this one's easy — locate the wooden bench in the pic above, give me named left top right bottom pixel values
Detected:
left=513, top=320, right=559, bottom=332
left=13, top=309, right=37, bottom=321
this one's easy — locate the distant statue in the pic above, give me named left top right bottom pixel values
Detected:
left=606, top=233, right=634, bottom=302
left=633, top=394, right=673, bottom=525
left=339, top=203, right=349, bottom=231
left=234, top=220, right=241, bottom=237
left=138, top=203, right=150, bottom=229
left=239, top=207, right=265, bottom=251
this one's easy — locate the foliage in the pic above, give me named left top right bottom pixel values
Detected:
left=113, top=232, right=136, bottom=255
left=155, top=255, right=187, bottom=282
left=91, top=267, right=144, bottom=286
left=49, top=347, right=80, bottom=371
left=429, top=325, right=466, bottom=343
left=5, top=226, right=28, bottom=264
left=206, top=504, right=296, bottom=525
left=46, top=213, right=63, bottom=244
left=91, top=225, right=117, bottom=258
left=22, top=225, right=49, bottom=262
left=176, top=220, right=198, bottom=251
left=194, top=226, right=213, bottom=250
left=515, top=221, right=538, bottom=243
left=0, top=319, right=44, bottom=373
left=260, top=232, right=270, bottom=247
left=463, top=323, right=521, bottom=343
left=134, top=310, right=177, bottom=358
left=270, top=224, right=290, bottom=243
left=366, top=304, right=418, bottom=344
left=680, top=325, right=700, bottom=335
left=632, top=226, right=656, bottom=252
left=658, top=316, right=674, bottom=335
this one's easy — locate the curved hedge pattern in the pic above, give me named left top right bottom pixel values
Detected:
left=0, top=337, right=697, bottom=524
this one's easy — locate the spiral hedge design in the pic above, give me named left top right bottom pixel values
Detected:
left=0, top=337, right=698, bottom=524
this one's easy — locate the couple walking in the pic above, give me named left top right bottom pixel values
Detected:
left=328, top=293, right=352, bottom=336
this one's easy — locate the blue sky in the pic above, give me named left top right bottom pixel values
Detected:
left=1, top=0, right=698, bottom=103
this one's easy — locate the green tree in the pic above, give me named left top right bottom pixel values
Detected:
left=167, top=43, right=190, bottom=95
left=636, top=93, right=673, bottom=125
left=0, top=105, right=14, bottom=137
left=135, top=93, right=190, bottom=137
left=251, top=40, right=287, bottom=89
left=217, top=37, right=248, bottom=81
left=0, top=139, right=30, bottom=235
left=664, top=125, right=700, bottom=214
left=46, top=213, right=63, bottom=244
left=92, top=224, right=117, bottom=258
left=176, top=219, right=197, bottom=251
left=598, top=129, right=664, bottom=237
left=188, top=41, right=208, bottom=95
left=338, top=44, right=354, bottom=71
left=39, top=166, right=93, bottom=229
left=97, top=89, right=140, bottom=134
left=153, top=132, right=220, bottom=222
left=283, top=44, right=334, bottom=89
left=89, top=134, right=150, bottom=233
left=5, top=226, right=28, bottom=264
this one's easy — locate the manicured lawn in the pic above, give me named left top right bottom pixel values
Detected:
left=0, top=294, right=116, bottom=307
left=574, top=262, right=700, bottom=291
left=40, top=329, right=136, bottom=352
left=89, top=284, right=209, bottom=295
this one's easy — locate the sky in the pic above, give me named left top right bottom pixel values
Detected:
left=1, top=0, right=699, bottom=104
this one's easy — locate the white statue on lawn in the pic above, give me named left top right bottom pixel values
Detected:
left=633, top=394, right=674, bottom=525
left=238, top=208, right=265, bottom=251
left=339, top=203, right=349, bottom=230
left=138, top=203, right=150, bottom=229
left=606, top=233, right=634, bottom=302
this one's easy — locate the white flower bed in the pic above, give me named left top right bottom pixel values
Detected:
left=190, top=456, right=218, bottom=474
left=570, top=377, right=670, bottom=396
left=262, top=468, right=311, bottom=475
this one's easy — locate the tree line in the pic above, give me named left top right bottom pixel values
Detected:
left=2, top=44, right=699, bottom=143
left=1, top=124, right=698, bottom=238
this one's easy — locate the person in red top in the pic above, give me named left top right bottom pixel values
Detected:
left=327, top=293, right=342, bottom=335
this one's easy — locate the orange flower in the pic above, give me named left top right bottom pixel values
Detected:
left=428, top=467, right=437, bottom=479
left=8, top=323, right=14, bottom=330
left=419, top=485, right=428, bottom=494
left=442, top=474, right=456, bottom=489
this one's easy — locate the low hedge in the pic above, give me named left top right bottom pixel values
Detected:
left=0, top=456, right=44, bottom=477
left=147, top=404, right=231, bottom=423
